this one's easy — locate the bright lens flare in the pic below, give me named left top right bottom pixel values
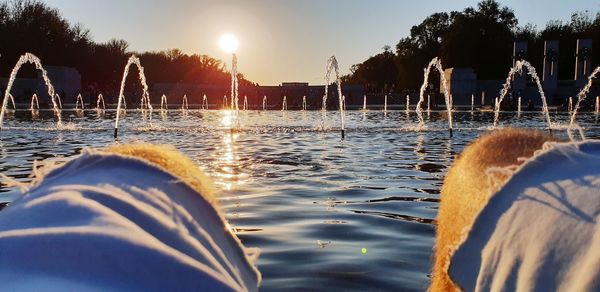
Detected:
left=219, top=34, right=239, bottom=54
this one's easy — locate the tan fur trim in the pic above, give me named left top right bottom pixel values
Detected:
left=101, top=143, right=217, bottom=205
left=430, top=129, right=560, bottom=291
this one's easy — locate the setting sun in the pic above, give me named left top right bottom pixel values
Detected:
left=218, top=34, right=239, bottom=54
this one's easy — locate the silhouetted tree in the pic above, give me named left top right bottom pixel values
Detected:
left=441, top=0, right=517, bottom=79
left=342, top=46, right=398, bottom=92
left=344, top=0, right=599, bottom=90
left=0, top=0, right=254, bottom=101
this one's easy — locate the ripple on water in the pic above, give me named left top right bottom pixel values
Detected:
left=0, top=110, right=599, bottom=291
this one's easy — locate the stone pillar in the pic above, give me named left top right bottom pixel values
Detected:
left=443, top=68, right=476, bottom=105
left=513, top=42, right=528, bottom=91
left=575, top=39, right=592, bottom=87
left=543, top=40, right=559, bottom=98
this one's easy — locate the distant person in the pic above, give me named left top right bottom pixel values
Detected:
left=0, top=144, right=260, bottom=291
left=431, top=129, right=600, bottom=291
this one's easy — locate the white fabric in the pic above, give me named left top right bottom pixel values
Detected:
left=0, top=151, right=260, bottom=291
left=449, top=141, right=600, bottom=292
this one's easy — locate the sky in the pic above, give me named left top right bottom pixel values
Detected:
left=42, top=0, right=599, bottom=85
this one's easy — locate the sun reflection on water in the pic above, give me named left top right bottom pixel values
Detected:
left=221, top=110, right=233, bottom=128
left=211, top=111, right=251, bottom=192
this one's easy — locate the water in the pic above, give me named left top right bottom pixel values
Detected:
left=7, top=94, right=16, bottom=112
left=182, top=94, right=189, bottom=111
left=384, top=95, right=388, bottom=112
left=75, top=94, right=85, bottom=110
left=303, top=96, right=307, bottom=111
left=202, top=94, right=209, bottom=110
left=0, top=53, right=62, bottom=128
left=324, top=56, right=345, bottom=134
left=0, top=109, right=598, bottom=291
left=114, top=55, right=152, bottom=138
left=263, top=96, right=268, bottom=111
left=230, top=54, right=239, bottom=113
left=160, top=94, right=168, bottom=111
left=567, top=97, right=573, bottom=116
left=406, top=95, right=410, bottom=114
left=282, top=96, right=288, bottom=111
left=55, top=94, right=63, bottom=111
left=494, top=60, right=552, bottom=129
left=427, top=95, right=431, bottom=113
left=570, top=66, right=600, bottom=130
left=30, top=94, right=39, bottom=116
left=363, top=95, right=367, bottom=111
left=418, top=58, right=452, bottom=131
left=96, top=94, right=106, bottom=110
left=244, top=96, right=249, bottom=111
left=481, top=91, right=486, bottom=106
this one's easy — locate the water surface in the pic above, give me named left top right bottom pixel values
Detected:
left=0, top=109, right=598, bottom=291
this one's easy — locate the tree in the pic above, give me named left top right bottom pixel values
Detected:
left=342, top=47, right=398, bottom=92
left=0, top=0, right=256, bottom=101
left=441, top=0, right=516, bottom=79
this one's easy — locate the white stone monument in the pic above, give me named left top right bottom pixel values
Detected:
left=543, top=40, right=559, bottom=96
left=575, top=39, right=592, bottom=87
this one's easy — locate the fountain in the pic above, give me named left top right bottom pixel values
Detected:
left=182, top=94, right=189, bottom=110
left=417, top=57, right=453, bottom=134
left=96, top=94, right=106, bottom=110
left=282, top=96, right=287, bottom=111
left=56, top=94, right=63, bottom=110
left=494, top=97, right=498, bottom=110
left=243, top=95, right=248, bottom=111
left=569, top=66, right=600, bottom=133
left=471, top=94, right=475, bottom=112
left=302, top=96, right=307, bottom=111
left=160, top=94, right=168, bottom=111
left=0, top=53, right=62, bottom=129
left=263, top=96, right=268, bottom=111
left=223, top=95, right=228, bottom=109
left=30, top=93, right=39, bottom=116
left=427, top=94, right=431, bottom=113
left=5, top=94, right=16, bottom=114
left=568, top=96, right=573, bottom=114
left=493, top=60, right=552, bottom=130
left=363, top=95, right=367, bottom=110
left=75, top=94, right=85, bottom=110
left=405, top=95, right=410, bottom=114
left=202, top=94, right=209, bottom=110
left=384, top=95, right=388, bottom=112
left=113, top=55, right=152, bottom=138
left=322, top=95, right=327, bottom=111
left=596, top=96, right=600, bottom=114
left=324, top=56, right=345, bottom=138
left=517, top=96, right=522, bottom=116
left=230, top=54, right=239, bottom=114
left=481, top=91, right=486, bottom=106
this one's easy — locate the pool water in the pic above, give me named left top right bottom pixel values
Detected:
left=0, top=109, right=598, bottom=291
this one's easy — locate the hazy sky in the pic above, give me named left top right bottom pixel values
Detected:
left=42, top=0, right=599, bottom=85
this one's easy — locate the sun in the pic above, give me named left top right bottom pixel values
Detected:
left=219, top=34, right=239, bottom=54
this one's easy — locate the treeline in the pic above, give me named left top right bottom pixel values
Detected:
left=0, top=0, right=253, bottom=94
left=343, top=0, right=600, bottom=93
